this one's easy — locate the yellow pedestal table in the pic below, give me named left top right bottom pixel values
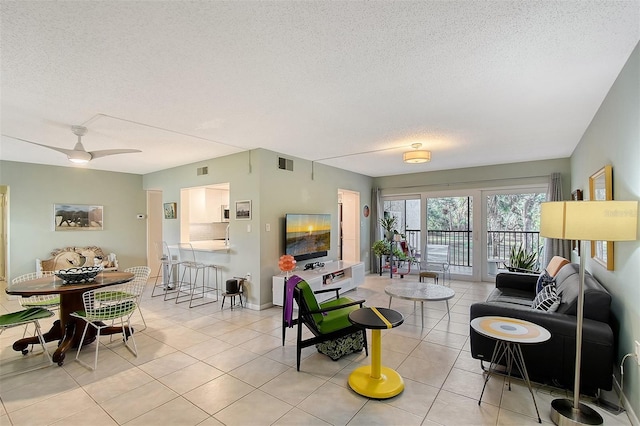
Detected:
left=347, top=307, right=404, bottom=399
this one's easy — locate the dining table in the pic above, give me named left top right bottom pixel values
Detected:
left=6, top=270, right=134, bottom=366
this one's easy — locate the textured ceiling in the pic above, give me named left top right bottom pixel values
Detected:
left=1, top=1, right=638, bottom=176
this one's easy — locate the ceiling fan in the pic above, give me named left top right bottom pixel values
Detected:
left=24, top=125, right=141, bottom=164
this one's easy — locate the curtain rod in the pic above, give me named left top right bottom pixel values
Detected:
left=379, top=174, right=551, bottom=191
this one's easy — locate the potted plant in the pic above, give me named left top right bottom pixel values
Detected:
left=379, top=215, right=398, bottom=241
left=504, top=244, right=540, bottom=273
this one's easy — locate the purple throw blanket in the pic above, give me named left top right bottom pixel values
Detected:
left=284, top=275, right=304, bottom=327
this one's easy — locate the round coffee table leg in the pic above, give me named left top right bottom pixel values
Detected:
left=348, top=329, right=404, bottom=399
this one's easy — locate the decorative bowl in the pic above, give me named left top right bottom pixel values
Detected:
left=54, top=266, right=103, bottom=284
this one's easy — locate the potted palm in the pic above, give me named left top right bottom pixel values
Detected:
left=504, top=244, right=540, bottom=273
left=379, top=216, right=398, bottom=241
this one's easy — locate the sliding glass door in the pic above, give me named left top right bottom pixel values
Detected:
left=482, top=187, right=547, bottom=281
left=382, top=184, right=548, bottom=282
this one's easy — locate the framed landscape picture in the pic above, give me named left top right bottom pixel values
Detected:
left=235, top=200, right=251, bottom=220
left=164, top=202, right=177, bottom=219
left=54, top=204, right=103, bottom=231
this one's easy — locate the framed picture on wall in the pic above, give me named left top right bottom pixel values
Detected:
left=589, top=165, right=614, bottom=270
left=54, top=204, right=103, bottom=231
left=570, top=189, right=583, bottom=255
left=164, top=202, right=177, bottom=219
left=235, top=200, right=251, bottom=220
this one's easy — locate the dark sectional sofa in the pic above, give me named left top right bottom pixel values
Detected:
left=469, top=263, right=614, bottom=394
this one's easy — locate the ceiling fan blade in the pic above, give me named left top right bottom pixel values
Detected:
left=13, top=137, right=78, bottom=157
left=89, top=149, right=142, bottom=159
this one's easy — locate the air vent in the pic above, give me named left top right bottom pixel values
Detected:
left=197, top=166, right=208, bottom=176
left=278, top=157, right=293, bottom=171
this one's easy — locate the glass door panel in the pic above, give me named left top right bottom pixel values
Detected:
left=484, top=190, right=546, bottom=280
left=425, top=196, right=473, bottom=277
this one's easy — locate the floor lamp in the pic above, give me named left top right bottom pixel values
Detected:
left=540, top=200, right=638, bottom=426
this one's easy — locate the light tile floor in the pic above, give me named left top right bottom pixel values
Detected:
left=0, top=274, right=632, bottom=425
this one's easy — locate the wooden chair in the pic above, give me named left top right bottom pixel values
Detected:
left=293, top=279, right=368, bottom=371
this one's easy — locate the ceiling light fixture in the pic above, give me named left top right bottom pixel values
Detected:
left=403, top=143, right=431, bottom=164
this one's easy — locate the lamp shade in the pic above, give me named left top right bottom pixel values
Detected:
left=540, top=201, right=638, bottom=241
left=403, top=150, right=431, bottom=163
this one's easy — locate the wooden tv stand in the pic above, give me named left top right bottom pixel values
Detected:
left=272, top=260, right=365, bottom=306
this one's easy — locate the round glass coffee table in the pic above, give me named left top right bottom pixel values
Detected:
left=385, top=282, right=455, bottom=327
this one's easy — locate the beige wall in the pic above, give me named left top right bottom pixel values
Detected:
left=570, top=43, right=640, bottom=418
left=0, top=161, right=147, bottom=281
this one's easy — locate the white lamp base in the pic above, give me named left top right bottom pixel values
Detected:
left=550, top=398, right=603, bottom=426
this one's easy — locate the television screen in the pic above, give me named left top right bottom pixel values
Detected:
left=285, top=213, right=331, bottom=261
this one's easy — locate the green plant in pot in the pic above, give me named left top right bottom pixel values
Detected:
left=505, top=244, right=539, bottom=273
left=372, top=239, right=392, bottom=258
left=379, top=216, right=398, bottom=241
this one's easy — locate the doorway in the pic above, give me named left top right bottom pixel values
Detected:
left=147, top=190, right=163, bottom=278
left=0, top=186, right=7, bottom=282
left=338, top=189, right=360, bottom=262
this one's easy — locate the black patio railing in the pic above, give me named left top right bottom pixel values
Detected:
left=404, top=229, right=541, bottom=268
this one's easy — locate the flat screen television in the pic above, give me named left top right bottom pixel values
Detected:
left=285, top=213, right=331, bottom=261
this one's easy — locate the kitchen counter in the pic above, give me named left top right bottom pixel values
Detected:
left=187, top=240, right=231, bottom=252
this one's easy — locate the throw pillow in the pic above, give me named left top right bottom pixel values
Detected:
left=532, top=284, right=560, bottom=312
left=536, top=270, right=555, bottom=294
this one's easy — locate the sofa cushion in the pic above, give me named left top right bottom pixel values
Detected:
left=531, top=284, right=560, bottom=312
left=536, top=270, right=555, bottom=294
left=486, top=288, right=534, bottom=307
left=554, top=263, right=611, bottom=323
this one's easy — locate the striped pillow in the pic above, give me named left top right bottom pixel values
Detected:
left=532, top=283, right=560, bottom=312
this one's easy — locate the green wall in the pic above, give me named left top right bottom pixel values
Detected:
left=143, top=149, right=373, bottom=308
left=0, top=161, right=147, bottom=280
left=570, top=42, right=640, bottom=418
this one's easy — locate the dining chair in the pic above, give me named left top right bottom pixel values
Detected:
left=11, top=271, right=59, bottom=343
left=0, top=307, right=54, bottom=375
left=95, top=266, right=150, bottom=331
left=71, top=282, right=138, bottom=370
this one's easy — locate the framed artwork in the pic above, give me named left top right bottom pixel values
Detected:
left=54, top=204, right=103, bottom=231
left=589, top=165, right=614, bottom=270
left=570, top=189, right=583, bottom=255
left=164, top=202, right=177, bottom=219
left=235, top=200, right=251, bottom=220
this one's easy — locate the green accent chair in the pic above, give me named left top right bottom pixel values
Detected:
left=293, top=280, right=368, bottom=371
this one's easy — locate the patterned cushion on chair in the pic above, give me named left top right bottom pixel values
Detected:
left=315, top=331, right=365, bottom=360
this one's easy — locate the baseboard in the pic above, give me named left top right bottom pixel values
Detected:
left=612, top=375, right=639, bottom=426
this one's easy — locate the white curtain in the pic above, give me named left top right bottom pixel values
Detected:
left=370, top=188, right=383, bottom=273
left=543, top=172, right=571, bottom=266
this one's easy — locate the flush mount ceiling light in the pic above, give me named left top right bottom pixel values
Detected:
left=403, top=143, right=431, bottom=164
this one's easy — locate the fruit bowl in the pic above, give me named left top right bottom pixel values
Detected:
left=54, top=266, right=103, bottom=284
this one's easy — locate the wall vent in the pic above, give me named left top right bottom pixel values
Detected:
left=197, top=166, right=209, bottom=176
left=278, top=157, right=294, bottom=171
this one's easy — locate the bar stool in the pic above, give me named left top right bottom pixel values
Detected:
left=161, top=243, right=184, bottom=301
left=151, top=241, right=181, bottom=298
left=174, top=243, right=218, bottom=308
